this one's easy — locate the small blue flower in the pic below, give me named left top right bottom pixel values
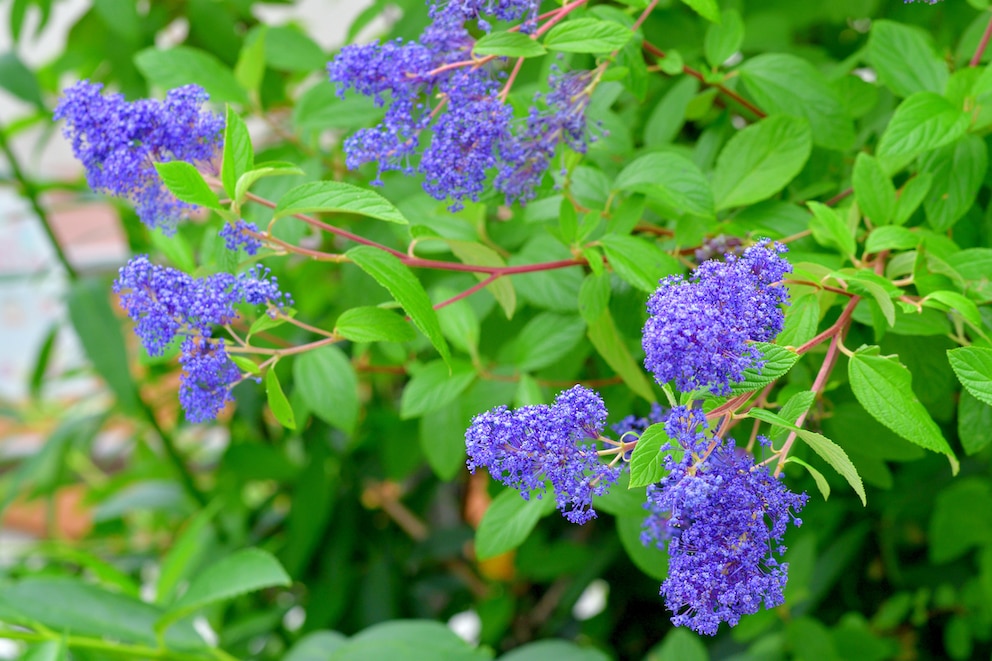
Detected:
left=178, top=337, right=242, bottom=423
left=220, top=220, right=263, bottom=255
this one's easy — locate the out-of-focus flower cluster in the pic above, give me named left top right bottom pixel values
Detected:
left=328, top=0, right=597, bottom=208
left=114, top=256, right=291, bottom=422
left=465, top=385, right=620, bottom=524
left=642, top=239, right=792, bottom=395
left=55, top=81, right=223, bottom=233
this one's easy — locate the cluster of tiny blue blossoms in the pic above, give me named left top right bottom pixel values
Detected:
left=465, top=385, right=620, bottom=524
left=641, top=407, right=808, bottom=635
left=642, top=239, right=792, bottom=395
left=113, top=256, right=291, bottom=422
left=328, top=0, right=596, bottom=208
left=219, top=220, right=264, bottom=256
left=55, top=81, right=224, bottom=234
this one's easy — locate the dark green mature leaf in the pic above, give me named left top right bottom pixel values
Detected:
left=587, top=309, right=655, bottom=401
left=294, top=345, right=359, bottom=432
left=154, top=161, right=220, bottom=209
left=777, top=293, right=820, bottom=347
left=613, top=152, right=714, bottom=217
left=739, top=53, right=854, bottom=150
left=400, top=359, right=476, bottom=419
left=348, top=246, right=451, bottom=365
left=727, top=342, right=799, bottom=394
left=866, top=20, right=947, bottom=98
left=629, top=423, right=683, bottom=488
left=335, top=307, right=415, bottom=343
left=894, top=173, right=933, bottom=225
left=502, top=313, right=585, bottom=372
left=808, top=201, right=855, bottom=259
left=0, top=52, right=43, bottom=107
left=265, top=368, right=297, bottom=430
left=475, top=488, right=554, bottom=560
left=853, top=153, right=896, bottom=226
left=68, top=279, right=138, bottom=414
left=473, top=31, right=546, bottom=57
left=275, top=181, right=408, bottom=224
left=921, top=135, right=988, bottom=231
left=222, top=107, right=253, bottom=200
left=848, top=348, right=957, bottom=469
left=544, top=19, right=633, bottom=53
left=616, top=514, right=668, bottom=580
left=712, top=116, right=812, bottom=210
left=877, top=93, right=969, bottom=164
left=948, top=347, right=992, bottom=407
left=329, top=620, right=490, bottom=661
left=156, top=504, right=219, bottom=604
left=500, top=641, right=611, bottom=661
left=959, top=390, right=992, bottom=455
left=928, top=479, right=992, bottom=563
left=135, top=46, right=248, bottom=105
left=161, top=549, right=290, bottom=626
left=649, top=628, right=709, bottom=661
left=286, top=632, right=349, bottom=661
left=600, top=234, right=681, bottom=292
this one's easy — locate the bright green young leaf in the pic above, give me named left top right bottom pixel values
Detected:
left=865, top=226, right=919, bottom=253
left=649, top=628, right=708, bottom=661
left=264, top=26, right=327, bottom=72
left=876, top=92, right=969, bottom=164
left=947, top=346, right=992, bottom=407
left=222, top=107, right=253, bottom=200
left=679, top=0, right=720, bottom=22
left=348, top=246, right=451, bottom=365
left=234, top=26, right=267, bottom=95
left=499, top=641, right=611, bottom=661
left=704, top=9, right=743, bottom=68
left=294, top=345, right=359, bottom=432
left=786, top=456, right=830, bottom=501
left=135, top=46, right=248, bottom=105
left=274, top=181, right=408, bottom=224
left=400, top=359, right=476, bottom=419
left=777, top=293, right=820, bottom=348
left=613, top=152, right=714, bottom=218
left=769, top=390, right=816, bottom=443
left=234, top=165, right=305, bottom=205
left=247, top=309, right=291, bottom=339
left=644, top=76, right=699, bottom=147
left=330, top=620, right=490, bottom=661
left=473, top=31, right=546, bottom=57
left=807, top=201, right=855, bottom=259
left=475, top=488, right=554, bottom=560
left=587, top=308, right=655, bottom=402
left=866, top=20, right=948, bottom=98
left=419, top=403, right=469, bottom=481
left=893, top=173, right=933, bottom=226
left=285, top=631, right=349, bottom=661
left=229, top=354, right=261, bottom=377
left=544, top=18, right=633, bottom=53
left=501, top=313, right=586, bottom=372
left=848, top=348, right=957, bottom=468
left=920, top=135, right=988, bottom=232
left=154, top=161, right=220, bottom=210
left=335, top=306, right=415, bottom=343
left=161, top=548, right=291, bottom=628
left=727, top=342, right=800, bottom=394
left=712, top=115, right=812, bottom=210
left=155, top=502, right=221, bottom=603
left=149, top=227, right=196, bottom=273
left=628, top=423, right=683, bottom=488
left=739, top=53, right=854, bottom=150
left=600, top=234, right=681, bottom=293
left=578, top=273, right=611, bottom=324
left=923, top=291, right=983, bottom=328
left=853, top=153, right=896, bottom=226
left=837, top=270, right=898, bottom=328
left=265, top=368, right=296, bottom=430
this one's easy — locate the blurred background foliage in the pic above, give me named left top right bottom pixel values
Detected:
left=1, top=0, right=991, bottom=659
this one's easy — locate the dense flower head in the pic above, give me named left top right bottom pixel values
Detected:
left=55, top=81, right=223, bottom=233
left=178, top=337, right=242, bottom=423
left=220, top=220, right=263, bottom=256
left=641, top=410, right=807, bottom=635
left=642, top=239, right=792, bottom=395
left=431, top=0, right=539, bottom=31
left=612, top=402, right=667, bottom=438
left=465, top=385, right=619, bottom=524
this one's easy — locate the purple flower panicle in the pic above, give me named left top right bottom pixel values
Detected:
left=642, top=239, right=791, bottom=395
left=55, top=81, right=223, bottom=233
left=465, top=385, right=619, bottom=524
left=220, top=220, right=263, bottom=255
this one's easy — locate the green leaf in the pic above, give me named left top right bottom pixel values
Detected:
left=294, top=345, right=359, bottom=432
left=848, top=348, right=957, bottom=468
left=649, top=628, right=709, bottom=661
left=501, top=313, right=586, bottom=372
left=865, top=226, right=919, bottom=253
left=866, top=20, right=948, bottom=98
left=628, top=423, right=683, bottom=488
left=739, top=53, right=854, bottom=150
left=807, top=201, right=855, bottom=259
left=154, top=161, right=220, bottom=210
left=68, top=279, right=138, bottom=413
left=712, top=116, right=812, bottom=210
left=769, top=390, right=816, bottom=443
left=447, top=240, right=517, bottom=319
left=543, top=18, right=633, bottom=53
left=234, top=165, right=305, bottom=205
left=475, top=488, right=553, bottom=560
left=274, top=181, right=408, bottom=224
left=613, top=152, right=714, bottom=217
left=839, top=271, right=896, bottom=328
left=473, top=31, right=546, bottom=57
left=587, top=309, right=655, bottom=402
left=419, top=403, right=469, bottom=481
left=600, top=234, right=681, bottom=293
left=335, top=306, right=415, bottom=343
left=876, top=92, right=969, bottom=164
left=947, top=347, right=992, bottom=407
left=149, top=227, right=197, bottom=273
left=616, top=514, right=669, bottom=580
left=679, top=0, right=719, bottom=22
left=22, top=640, right=67, bottom=661
left=777, top=293, right=820, bottom=348
left=264, top=26, right=327, bottom=72
left=134, top=46, right=248, bottom=105
left=727, top=342, right=799, bottom=394
left=222, top=107, right=253, bottom=200
left=928, top=479, right=992, bottom=563
left=645, top=76, right=699, bottom=147
left=704, top=9, right=743, bottom=68
left=894, top=173, right=933, bottom=226
left=959, top=390, right=992, bottom=455
left=162, top=548, right=290, bottom=627
left=499, top=641, right=611, bottom=661
left=234, top=26, right=267, bottom=95
left=0, top=51, right=43, bottom=107
left=329, top=620, right=490, bottom=661
left=578, top=273, right=611, bottom=324
left=853, top=153, right=896, bottom=226
left=156, top=503, right=220, bottom=604
left=347, top=246, right=451, bottom=364
left=923, top=291, right=983, bottom=328
left=229, top=354, right=261, bottom=377
left=247, top=310, right=290, bottom=339
left=786, top=457, right=830, bottom=501
left=920, top=135, right=988, bottom=231
left=400, top=359, right=476, bottom=419
left=265, top=367, right=296, bottom=430
left=286, top=632, right=349, bottom=661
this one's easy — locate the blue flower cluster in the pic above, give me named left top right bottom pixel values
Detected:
left=642, top=239, right=791, bottom=395
left=641, top=407, right=807, bottom=635
left=113, top=256, right=291, bottom=421
left=328, top=0, right=594, bottom=208
left=465, top=385, right=620, bottom=524
left=219, top=220, right=263, bottom=255
left=55, top=81, right=223, bottom=233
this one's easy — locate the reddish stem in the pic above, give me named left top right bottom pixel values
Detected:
left=535, top=0, right=589, bottom=37
left=972, top=15, right=992, bottom=67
